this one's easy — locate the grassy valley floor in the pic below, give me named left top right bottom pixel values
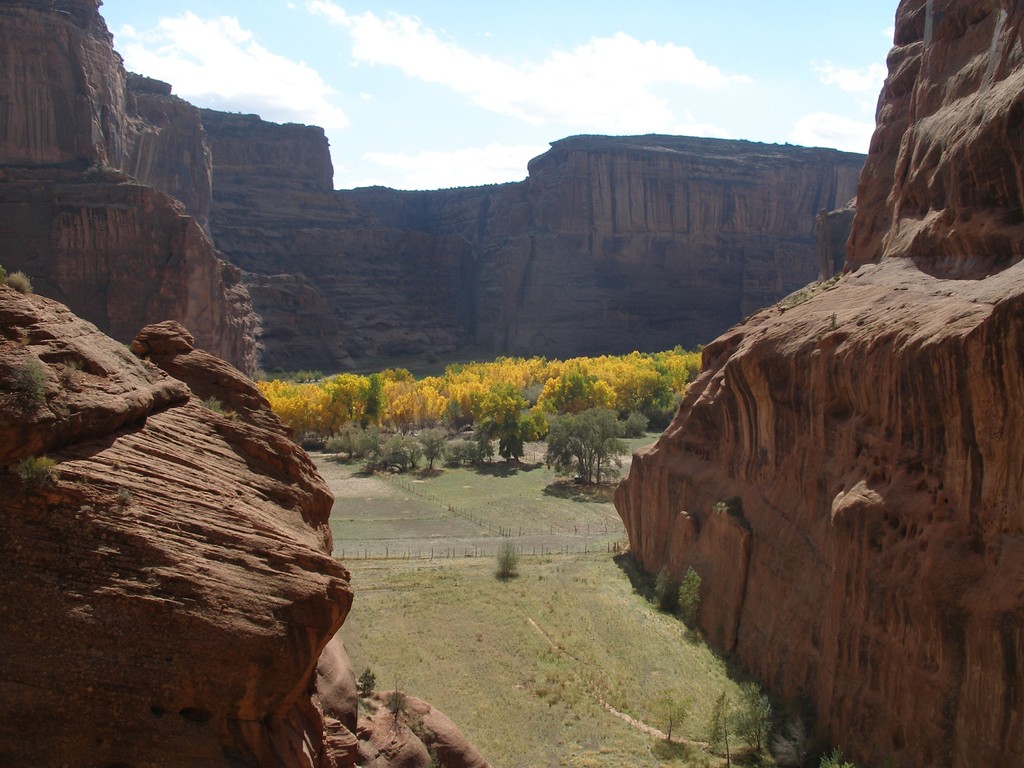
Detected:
left=316, top=443, right=749, bottom=767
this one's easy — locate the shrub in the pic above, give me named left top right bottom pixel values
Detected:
left=11, top=358, right=47, bottom=407
left=7, top=271, right=32, bottom=294
left=0, top=263, right=6, bottom=284
left=357, top=667, right=376, bottom=697
left=201, top=396, right=226, bottom=415
left=653, top=566, right=677, bottom=612
left=15, top=455, right=59, bottom=488
left=820, top=748, right=857, bottom=768
left=772, top=718, right=812, bottom=767
left=623, top=410, right=649, bottom=438
left=385, top=689, right=408, bottom=721
left=444, top=438, right=478, bottom=466
left=677, top=566, right=701, bottom=625
left=495, top=540, right=519, bottom=580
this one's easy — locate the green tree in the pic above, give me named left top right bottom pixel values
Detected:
left=362, top=372, right=384, bottom=427
left=677, top=566, right=702, bottom=625
left=357, top=668, right=376, bottom=697
left=417, top=428, right=448, bottom=470
left=708, top=692, right=733, bottom=767
left=655, top=690, right=691, bottom=742
left=735, top=681, right=772, bottom=754
left=544, top=408, right=627, bottom=484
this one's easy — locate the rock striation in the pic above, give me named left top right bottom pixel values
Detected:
left=616, top=2, right=1024, bottom=766
left=0, top=286, right=354, bottom=765
left=0, top=0, right=257, bottom=373
left=201, top=122, right=864, bottom=371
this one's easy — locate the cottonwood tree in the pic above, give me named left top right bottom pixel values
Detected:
left=735, top=681, right=772, bottom=754
left=418, top=428, right=448, bottom=470
left=655, top=690, right=691, bottom=742
left=544, top=408, right=627, bottom=484
left=707, top=692, right=733, bottom=767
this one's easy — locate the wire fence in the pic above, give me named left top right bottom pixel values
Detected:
left=337, top=540, right=626, bottom=561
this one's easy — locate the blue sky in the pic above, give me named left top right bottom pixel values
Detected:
left=99, top=1, right=897, bottom=191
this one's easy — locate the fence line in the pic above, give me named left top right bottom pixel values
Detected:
left=337, top=540, right=625, bottom=561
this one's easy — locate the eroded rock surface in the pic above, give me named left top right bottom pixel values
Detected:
left=0, top=0, right=257, bottom=373
left=616, top=2, right=1024, bottom=766
left=0, top=285, right=353, bottom=766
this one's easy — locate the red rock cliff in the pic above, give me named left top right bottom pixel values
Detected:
left=199, top=117, right=863, bottom=371
left=0, top=288, right=354, bottom=766
left=616, top=2, right=1024, bottom=766
left=0, top=0, right=257, bottom=373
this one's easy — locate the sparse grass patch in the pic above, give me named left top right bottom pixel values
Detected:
left=11, top=357, right=47, bottom=407
left=14, top=455, right=59, bottom=488
left=6, top=271, right=33, bottom=294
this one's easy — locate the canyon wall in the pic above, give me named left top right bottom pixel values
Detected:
left=616, top=1, right=1024, bottom=766
left=202, top=122, right=864, bottom=371
left=0, top=288, right=355, bottom=765
left=0, top=0, right=257, bottom=373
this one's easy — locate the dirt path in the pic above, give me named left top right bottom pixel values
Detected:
left=525, top=616, right=709, bottom=748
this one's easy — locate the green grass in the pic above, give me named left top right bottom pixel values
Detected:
left=319, top=432, right=761, bottom=767
left=339, top=554, right=741, bottom=767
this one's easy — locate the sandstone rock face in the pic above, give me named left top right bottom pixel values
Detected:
left=816, top=198, right=857, bottom=278
left=202, top=123, right=864, bottom=370
left=0, top=286, right=354, bottom=766
left=0, top=0, right=258, bottom=374
left=616, top=2, right=1024, bottom=766
left=0, top=166, right=257, bottom=374
left=356, top=693, right=491, bottom=768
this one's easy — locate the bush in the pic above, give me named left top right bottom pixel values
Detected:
left=443, top=438, right=476, bottom=466
left=7, top=271, right=32, bottom=294
left=495, top=540, right=519, bottom=580
left=772, top=718, right=812, bottom=767
left=653, top=566, right=677, bottom=612
left=11, top=358, right=47, bottom=407
left=0, top=263, right=6, bottom=284
left=677, top=566, right=701, bottom=625
left=622, top=410, right=649, bottom=438
left=15, top=455, right=59, bottom=488
left=820, top=748, right=857, bottom=768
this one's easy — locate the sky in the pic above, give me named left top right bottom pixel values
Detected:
left=99, top=1, right=897, bottom=191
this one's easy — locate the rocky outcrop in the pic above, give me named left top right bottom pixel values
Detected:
left=357, top=692, right=491, bottom=768
left=0, top=0, right=257, bottom=373
left=616, top=2, right=1024, bottom=767
left=0, top=286, right=354, bottom=765
left=816, top=198, right=857, bottom=278
left=201, top=122, right=864, bottom=370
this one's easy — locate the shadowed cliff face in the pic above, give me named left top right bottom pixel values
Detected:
left=616, top=2, right=1024, bottom=766
left=0, top=0, right=257, bottom=374
left=200, top=122, right=864, bottom=371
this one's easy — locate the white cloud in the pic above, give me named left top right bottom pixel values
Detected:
left=813, top=62, right=887, bottom=94
left=116, top=13, right=349, bottom=129
left=355, top=143, right=549, bottom=190
left=789, top=112, right=874, bottom=153
left=306, top=1, right=746, bottom=135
